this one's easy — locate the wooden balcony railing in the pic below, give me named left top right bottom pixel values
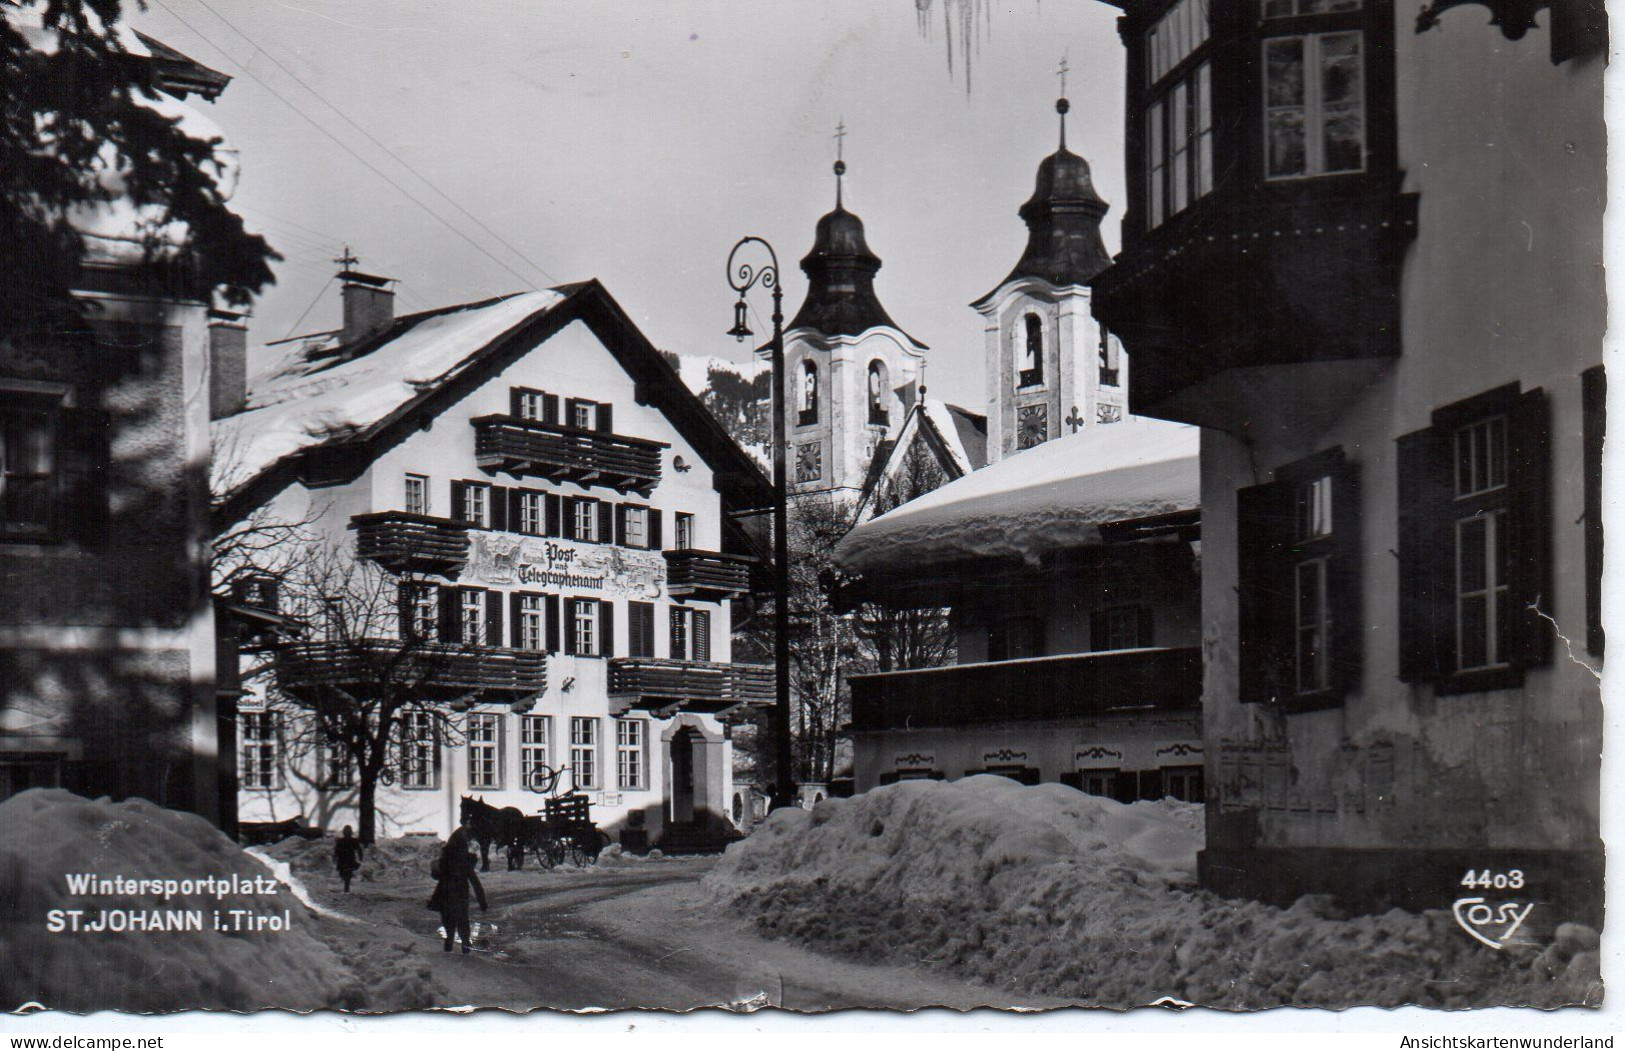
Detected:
left=349, top=511, right=471, bottom=577
left=471, top=415, right=664, bottom=494
left=663, top=549, right=753, bottom=600
left=608, top=658, right=774, bottom=715
left=277, top=639, right=547, bottom=701
left=849, top=646, right=1201, bottom=732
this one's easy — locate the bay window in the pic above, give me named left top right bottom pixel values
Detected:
left=1264, top=30, right=1365, bottom=179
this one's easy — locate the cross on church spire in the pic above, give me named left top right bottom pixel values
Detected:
left=1056, top=56, right=1072, bottom=149
left=833, top=119, right=848, bottom=207
left=334, top=244, right=359, bottom=271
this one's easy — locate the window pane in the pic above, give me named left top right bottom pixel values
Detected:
left=1196, top=63, right=1213, bottom=197
left=1148, top=102, right=1166, bottom=226
left=1487, top=416, right=1507, bottom=489
left=1266, top=39, right=1306, bottom=107
left=1171, top=82, right=1190, bottom=214
left=1459, top=517, right=1488, bottom=594
left=1267, top=110, right=1307, bottom=178
left=1460, top=595, right=1488, bottom=670
left=1319, top=33, right=1362, bottom=105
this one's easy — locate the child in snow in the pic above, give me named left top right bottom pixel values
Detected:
left=428, top=826, right=487, bottom=953
left=334, top=826, right=363, bottom=893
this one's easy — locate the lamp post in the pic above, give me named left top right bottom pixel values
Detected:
left=726, top=236, right=795, bottom=810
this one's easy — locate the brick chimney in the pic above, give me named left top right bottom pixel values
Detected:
left=339, top=269, right=395, bottom=345
left=208, top=307, right=249, bottom=420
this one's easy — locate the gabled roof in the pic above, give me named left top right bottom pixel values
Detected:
left=212, top=280, right=773, bottom=531
left=852, top=398, right=989, bottom=524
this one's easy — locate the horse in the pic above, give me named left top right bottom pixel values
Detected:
left=459, top=795, right=525, bottom=872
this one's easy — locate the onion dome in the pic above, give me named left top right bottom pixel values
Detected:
left=980, top=97, right=1112, bottom=300
left=789, top=159, right=924, bottom=346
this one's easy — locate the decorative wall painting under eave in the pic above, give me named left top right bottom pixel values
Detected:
left=467, top=533, right=666, bottom=599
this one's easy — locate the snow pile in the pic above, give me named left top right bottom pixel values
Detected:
left=594, top=844, right=674, bottom=868
left=0, top=790, right=394, bottom=1012
left=212, top=291, right=564, bottom=497
left=705, top=777, right=1599, bottom=1008
left=263, top=834, right=442, bottom=885
left=836, top=416, right=1199, bottom=572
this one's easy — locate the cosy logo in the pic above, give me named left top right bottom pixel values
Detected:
left=1451, top=897, right=1535, bottom=949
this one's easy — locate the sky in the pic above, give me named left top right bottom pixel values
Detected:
left=132, top=0, right=1127, bottom=410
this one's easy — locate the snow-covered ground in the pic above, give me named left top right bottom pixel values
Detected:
left=705, top=776, right=1601, bottom=1009
left=0, top=790, right=437, bottom=1013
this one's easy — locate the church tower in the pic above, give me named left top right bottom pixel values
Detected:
left=972, top=85, right=1125, bottom=463
left=776, top=140, right=926, bottom=500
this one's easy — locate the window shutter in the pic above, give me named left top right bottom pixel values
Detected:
left=649, top=509, right=663, bottom=550
left=597, top=403, right=613, bottom=433
left=543, top=393, right=560, bottom=425
left=450, top=481, right=469, bottom=523
left=509, top=388, right=523, bottom=416
left=546, top=493, right=562, bottom=537
left=1395, top=427, right=1454, bottom=683
left=1112, top=772, right=1139, bottom=805
left=1138, top=768, right=1164, bottom=801
left=599, top=600, right=615, bottom=658
left=485, top=589, right=504, bottom=649
left=671, top=607, right=688, bottom=660
left=489, top=486, right=509, bottom=532
left=510, top=592, right=524, bottom=648
left=693, top=610, right=711, bottom=662
left=508, top=489, right=525, bottom=533
left=1508, top=387, right=1552, bottom=669
left=1235, top=480, right=1295, bottom=703
left=565, top=398, right=584, bottom=428
left=597, top=500, right=614, bottom=545
left=1582, top=366, right=1606, bottom=657
left=626, top=601, right=645, bottom=658
left=614, top=504, right=628, bottom=547
left=560, top=497, right=577, bottom=540
left=1136, top=606, right=1156, bottom=648
left=58, top=407, right=110, bottom=548
left=438, top=585, right=458, bottom=642
left=397, top=582, right=415, bottom=639
left=562, top=598, right=577, bottom=655
left=1328, top=459, right=1363, bottom=696
left=545, top=594, right=560, bottom=652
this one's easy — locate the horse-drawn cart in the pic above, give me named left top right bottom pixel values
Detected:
left=461, top=764, right=611, bottom=870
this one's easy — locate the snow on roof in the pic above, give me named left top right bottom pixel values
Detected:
left=836, top=415, right=1199, bottom=572
left=943, top=404, right=988, bottom=470
left=212, top=291, right=564, bottom=498
left=671, top=352, right=768, bottom=395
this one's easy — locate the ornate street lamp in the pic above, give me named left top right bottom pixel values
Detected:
left=726, top=236, right=795, bottom=810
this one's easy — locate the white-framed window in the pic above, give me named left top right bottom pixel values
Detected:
left=398, top=710, right=439, bottom=789
left=240, top=711, right=278, bottom=790
left=570, top=717, right=599, bottom=790
left=404, top=473, right=429, bottom=516
left=465, top=483, right=489, bottom=528
left=517, top=390, right=547, bottom=421
left=1456, top=416, right=1508, bottom=498
left=675, top=512, right=695, bottom=550
left=1147, top=0, right=1209, bottom=85
left=521, top=715, right=552, bottom=789
left=467, top=713, right=502, bottom=790
left=571, top=400, right=597, bottom=430
left=518, top=594, right=545, bottom=651
left=573, top=499, right=598, bottom=542
left=616, top=719, right=646, bottom=790
left=1, top=401, right=58, bottom=542
left=1452, top=415, right=1510, bottom=673
left=1146, top=61, right=1212, bottom=228
left=460, top=590, right=485, bottom=646
left=1264, top=31, right=1365, bottom=180
left=319, top=736, right=354, bottom=790
left=573, top=599, right=600, bottom=656
left=403, top=583, right=437, bottom=641
left=624, top=506, right=648, bottom=548
left=669, top=606, right=712, bottom=662
left=518, top=491, right=544, bottom=535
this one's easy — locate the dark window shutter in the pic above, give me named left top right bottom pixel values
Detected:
left=58, top=407, right=110, bottom=548
left=509, top=388, right=523, bottom=416
left=648, top=509, right=663, bottom=550
left=510, top=592, right=524, bottom=648
left=485, top=589, right=503, bottom=649
left=489, top=486, right=509, bottom=532
left=600, top=600, right=615, bottom=658
left=627, top=601, right=648, bottom=657
left=1112, top=772, right=1139, bottom=804
left=1136, top=606, right=1156, bottom=648
left=1235, top=480, right=1295, bottom=703
left=597, top=403, right=613, bottom=434
left=565, top=398, right=583, bottom=428
left=693, top=610, right=711, bottom=662
left=543, top=393, right=560, bottom=425
left=546, top=493, right=562, bottom=537
left=508, top=489, right=525, bottom=533
left=561, top=497, right=578, bottom=540
left=450, top=481, right=469, bottom=523
left=879, top=772, right=900, bottom=786
left=1508, top=387, right=1552, bottom=669
left=1396, top=427, right=1454, bottom=683
left=1058, top=771, right=1084, bottom=790
left=398, top=582, right=415, bottom=639
left=438, top=585, right=458, bottom=642
left=1138, top=769, right=1164, bottom=801
left=614, top=504, right=628, bottom=547
left=597, top=500, right=614, bottom=545
left=1328, top=459, right=1364, bottom=696
left=562, top=598, right=577, bottom=655
left=545, top=594, right=560, bottom=652
left=671, top=607, right=688, bottom=660
left=1582, top=366, right=1606, bottom=657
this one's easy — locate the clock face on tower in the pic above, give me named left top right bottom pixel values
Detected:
left=796, top=441, right=823, bottom=483
left=1017, top=404, right=1049, bottom=450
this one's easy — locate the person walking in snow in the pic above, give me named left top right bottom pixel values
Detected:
left=334, top=826, right=363, bottom=893
left=429, top=826, right=486, bottom=954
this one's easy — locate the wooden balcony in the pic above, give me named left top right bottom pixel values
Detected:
left=349, top=511, right=471, bottom=578
left=849, top=647, right=1201, bottom=733
left=472, top=414, right=664, bottom=494
left=276, top=640, right=547, bottom=702
left=608, top=658, right=774, bottom=715
left=663, top=549, right=754, bottom=600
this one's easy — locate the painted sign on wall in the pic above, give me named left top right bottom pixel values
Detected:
left=468, top=534, right=666, bottom=598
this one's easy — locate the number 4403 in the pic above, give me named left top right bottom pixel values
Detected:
left=1461, top=869, right=1525, bottom=890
